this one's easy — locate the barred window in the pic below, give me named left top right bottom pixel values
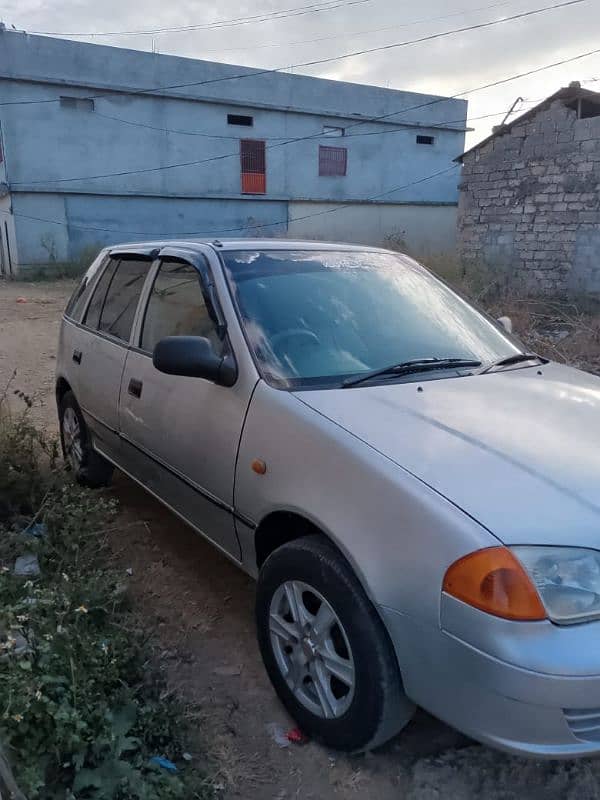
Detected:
left=319, top=145, right=347, bottom=177
left=240, top=139, right=266, bottom=194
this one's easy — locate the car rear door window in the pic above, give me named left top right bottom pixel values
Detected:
left=65, top=253, right=108, bottom=322
left=83, top=257, right=119, bottom=330
left=97, top=258, right=149, bottom=342
left=140, top=260, right=223, bottom=354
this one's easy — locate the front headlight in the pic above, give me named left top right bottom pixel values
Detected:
left=512, top=546, right=600, bottom=624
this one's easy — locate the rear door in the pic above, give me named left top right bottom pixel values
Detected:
left=75, top=255, right=151, bottom=461
left=58, top=250, right=109, bottom=404
left=118, top=253, right=252, bottom=560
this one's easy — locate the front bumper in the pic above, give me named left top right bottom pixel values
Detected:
left=381, top=598, right=600, bottom=758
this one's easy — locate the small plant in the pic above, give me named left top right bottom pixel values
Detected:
left=0, top=390, right=213, bottom=799
left=382, top=229, right=408, bottom=253
left=19, top=244, right=103, bottom=282
left=40, top=234, right=58, bottom=264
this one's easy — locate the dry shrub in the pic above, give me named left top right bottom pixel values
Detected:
left=491, top=297, right=600, bottom=376
left=431, top=260, right=600, bottom=377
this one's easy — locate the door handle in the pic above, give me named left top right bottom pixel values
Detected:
left=128, top=378, right=143, bottom=399
left=72, top=349, right=82, bottom=364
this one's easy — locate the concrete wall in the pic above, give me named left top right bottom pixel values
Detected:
left=10, top=193, right=289, bottom=268
left=458, top=99, right=600, bottom=294
left=0, top=31, right=467, bottom=271
left=287, top=201, right=457, bottom=257
left=4, top=91, right=462, bottom=203
left=0, top=31, right=467, bottom=133
left=10, top=193, right=456, bottom=271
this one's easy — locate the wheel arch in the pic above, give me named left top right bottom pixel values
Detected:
left=255, top=510, right=323, bottom=569
left=55, top=376, right=73, bottom=407
left=253, top=509, right=377, bottom=606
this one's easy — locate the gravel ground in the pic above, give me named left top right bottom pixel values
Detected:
left=2, top=277, right=600, bottom=799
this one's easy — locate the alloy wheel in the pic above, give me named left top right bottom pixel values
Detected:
left=269, top=580, right=355, bottom=719
left=62, top=406, right=83, bottom=472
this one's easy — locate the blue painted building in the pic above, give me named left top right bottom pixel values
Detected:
left=0, top=28, right=467, bottom=274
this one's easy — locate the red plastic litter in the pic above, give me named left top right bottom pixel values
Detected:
left=286, top=727, right=309, bottom=745
left=16, top=297, right=27, bottom=304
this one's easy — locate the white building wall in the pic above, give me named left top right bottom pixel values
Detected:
left=287, top=202, right=457, bottom=258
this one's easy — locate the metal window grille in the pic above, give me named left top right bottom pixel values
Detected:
left=416, top=135, right=435, bottom=145
left=240, top=139, right=266, bottom=194
left=319, top=145, right=347, bottom=176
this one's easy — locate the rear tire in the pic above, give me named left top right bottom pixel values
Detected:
left=256, top=534, right=415, bottom=751
left=59, top=391, right=113, bottom=487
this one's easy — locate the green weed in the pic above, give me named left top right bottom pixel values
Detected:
left=0, top=393, right=213, bottom=799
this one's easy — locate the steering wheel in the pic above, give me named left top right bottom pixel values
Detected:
left=271, top=328, right=321, bottom=354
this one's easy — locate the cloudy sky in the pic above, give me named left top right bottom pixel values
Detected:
left=4, top=0, right=599, bottom=146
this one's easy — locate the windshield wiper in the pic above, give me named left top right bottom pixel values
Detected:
left=342, top=357, right=482, bottom=388
left=480, top=353, right=547, bottom=374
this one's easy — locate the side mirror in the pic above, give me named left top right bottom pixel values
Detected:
left=497, top=316, right=513, bottom=334
left=153, top=336, right=237, bottom=387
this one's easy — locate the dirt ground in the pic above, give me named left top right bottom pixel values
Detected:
left=2, top=278, right=600, bottom=799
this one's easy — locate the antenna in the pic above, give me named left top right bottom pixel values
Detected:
left=500, top=96, right=524, bottom=127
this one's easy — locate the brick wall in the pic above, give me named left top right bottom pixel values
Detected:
left=458, top=100, right=600, bottom=294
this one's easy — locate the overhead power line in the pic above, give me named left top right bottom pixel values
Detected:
left=10, top=164, right=458, bottom=237
left=245, top=0, right=588, bottom=75
left=28, top=0, right=513, bottom=41
left=198, top=0, right=516, bottom=54
left=215, top=165, right=460, bottom=236
left=29, top=0, right=373, bottom=37
left=93, top=100, right=538, bottom=141
left=10, top=44, right=598, bottom=187
left=0, top=0, right=589, bottom=108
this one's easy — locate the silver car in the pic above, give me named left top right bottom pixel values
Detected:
left=56, top=240, right=600, bottom=757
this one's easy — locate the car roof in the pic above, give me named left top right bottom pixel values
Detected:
left=107, top=239, right=398, bottom=258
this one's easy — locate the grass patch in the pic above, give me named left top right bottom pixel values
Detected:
left=0, top=391, right=214, bottom=799
left=17, top=262, right=88, bottom=282
left=15, top=246, right=102, bottom=282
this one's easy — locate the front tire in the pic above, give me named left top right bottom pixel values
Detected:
left=256, top=534, right=415, bottom=751
left=59, top=391, right=113, bottom=487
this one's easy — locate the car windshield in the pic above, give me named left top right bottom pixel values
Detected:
left=221, top=249, right=522, bottom=389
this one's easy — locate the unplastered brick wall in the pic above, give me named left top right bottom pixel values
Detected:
left=458, top=100, right=600, bottom=294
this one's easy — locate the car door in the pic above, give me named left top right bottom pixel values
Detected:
left=118, top=254, right=250, bottom=561
left=58, top=250, right=109, bottom=404
left=74, top=254, right=151, bottom=462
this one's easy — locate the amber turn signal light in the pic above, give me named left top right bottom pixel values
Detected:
left=443, top=547, right=546, bottom=621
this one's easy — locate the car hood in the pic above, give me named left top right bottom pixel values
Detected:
left=295, top=363, right=600, bottom=547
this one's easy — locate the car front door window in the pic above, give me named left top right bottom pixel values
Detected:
left=141, top=261, right=223, bottom=354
